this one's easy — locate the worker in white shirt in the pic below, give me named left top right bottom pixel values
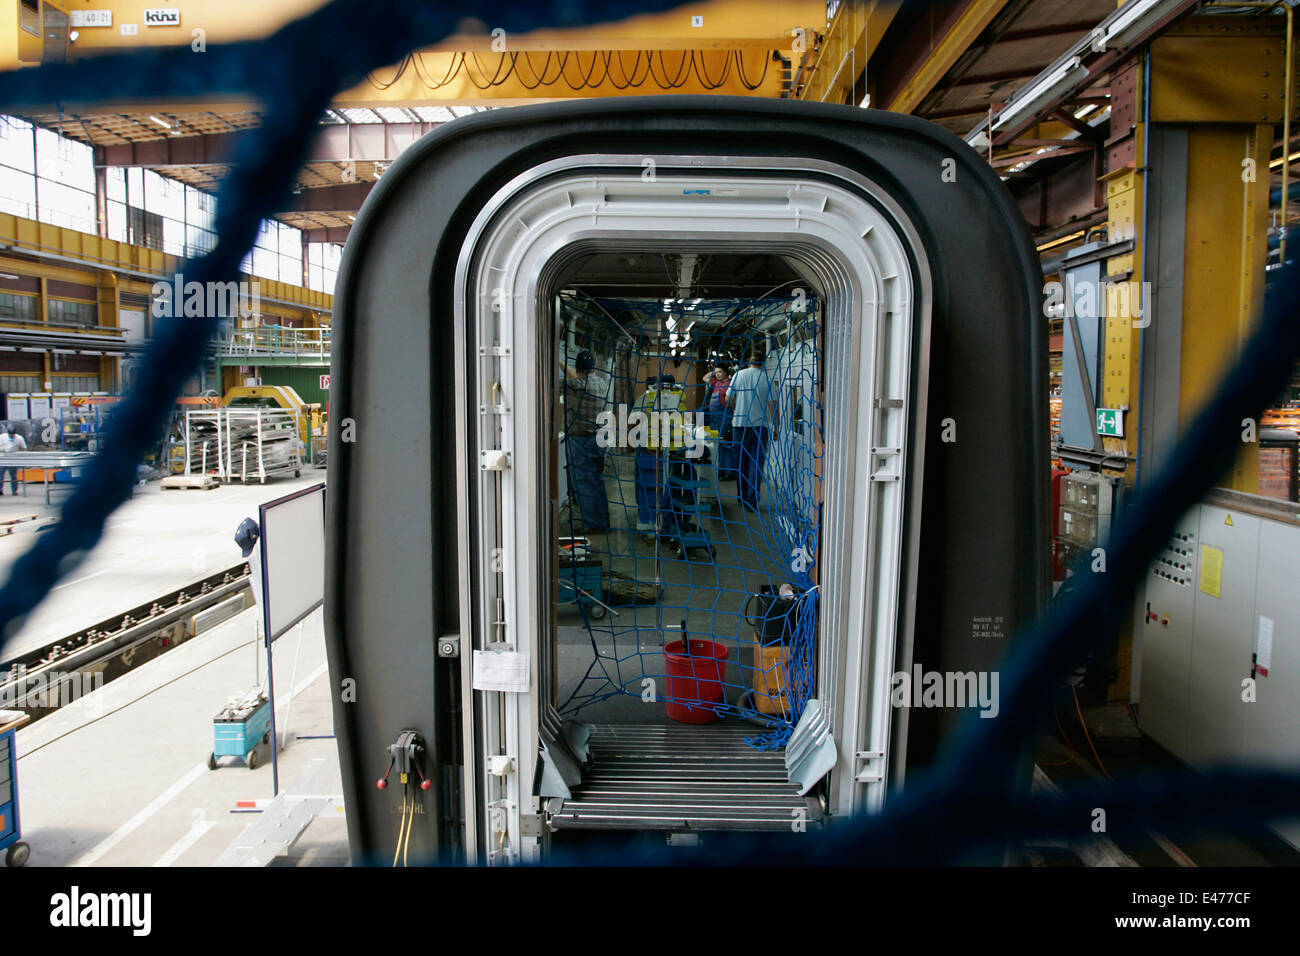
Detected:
left=726, top=352, right=777, bottom=513
left=561, top=349, right=612, bottom=533
left=0, top=427, right=26, bottom=496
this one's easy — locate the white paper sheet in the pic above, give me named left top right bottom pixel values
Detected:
left=473, top=650, right=530, bottom=692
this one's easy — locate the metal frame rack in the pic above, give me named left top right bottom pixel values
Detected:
left=184, top=408, right=303, bottom=483
left=184, top=408, right=225, bottom=478
left=224, top=409, right=303, bottom=484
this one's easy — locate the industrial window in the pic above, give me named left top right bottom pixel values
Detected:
left=0, top=375, right=41, bottom=396
left=47, top=299, right=97, bottom=328
left=0, top=118, right=98, bottom=232
left=107, top=167, right=219, bottom=259
left=50, top=374, right=102, bottom=393
left=241, top=219, right=305, bottom=286
left=19, top=1, right=39, bottom=36
left=306, top=242, right=343, bottom=293
left=33, top=127, right=96, bottom=233
left=127, top=205, right=164, bottom=252
left=0, top=292, right=37, bottom=323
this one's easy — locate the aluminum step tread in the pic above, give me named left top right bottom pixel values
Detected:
left=548, top=723, right=820, bottom=832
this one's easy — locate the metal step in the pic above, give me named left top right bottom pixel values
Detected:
left=547, top=722, right=821, bottom=832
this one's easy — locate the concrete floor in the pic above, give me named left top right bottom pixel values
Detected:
left=0, top=471, right=327, bottom=658
left=4, top=470, right=348, bottom=866
left=15, top=607, right=344, bottom=866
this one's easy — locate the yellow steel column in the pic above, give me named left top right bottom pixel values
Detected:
left=38, top=276, right=50, bottom=393
left=1177, top=125, right=1271, bottom=492
left=98, top=271, right=121, bottom=392
left=1103, top=17, right=1281, bottom=701
left=1149, top=15, right=1287, bottom=494
left=1099, top=86, right=1145, bottom=704
left=1102, top=155, right=1143, bottom=472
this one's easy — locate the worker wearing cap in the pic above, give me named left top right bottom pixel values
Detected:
left=234, top=517, right=264, bottom=610
left=561, top=348, right=612, bottom=533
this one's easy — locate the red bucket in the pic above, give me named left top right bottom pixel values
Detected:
left=663, top=639, right=730, bottom=723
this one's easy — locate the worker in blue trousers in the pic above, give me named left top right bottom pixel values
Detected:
left=561, top=348, right=612, bottom=533
left=727, top=352, right=777, bottom=513
left=633, top=375, right=675, bottom=535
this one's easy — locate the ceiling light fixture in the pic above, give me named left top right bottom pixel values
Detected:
left=1090, top=0, right=1182, bottom=53
left=990, top=56, right=1089, bottom=135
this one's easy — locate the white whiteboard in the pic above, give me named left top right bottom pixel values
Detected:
left=258, top=483, right=325, bottom=642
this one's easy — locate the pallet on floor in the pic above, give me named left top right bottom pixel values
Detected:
left=161, top=475, right=222, bottom=491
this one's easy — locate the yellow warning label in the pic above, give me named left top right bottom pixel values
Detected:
left=1200, top=545, right=1224, bottom=598
left=1225, top=514, right=1234, bottom=527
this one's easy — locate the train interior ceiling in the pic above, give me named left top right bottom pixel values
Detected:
left=541, top=250, right=832, bottom=834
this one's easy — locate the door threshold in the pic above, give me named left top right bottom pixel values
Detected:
left=547, top=722, right=822, bottom=832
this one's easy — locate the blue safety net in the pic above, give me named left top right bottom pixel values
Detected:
left=554, top=293, right=821, bottom=749
left=2, top=0, right=1300, bottom=866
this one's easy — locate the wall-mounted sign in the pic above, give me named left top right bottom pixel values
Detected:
left=1095, top=407, right=1124, bottom=438
left=69, top=11, right=113, bottom=27
left=143, top=9, right=181, bottom=27
left=319, top=375, right=331, bottom=390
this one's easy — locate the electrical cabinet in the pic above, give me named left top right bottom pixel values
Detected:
left=1186, top=506, right=1260, bottom=765
left=1137, top=511, right=1199, bottom=757
left=1057, top=471, right=1116, bottom=569
left=1246, top=519, right=1300, bottom=848
left=1138, top=490, right=1300, bottom=849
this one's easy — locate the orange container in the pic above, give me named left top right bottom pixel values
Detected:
left=749, top=639, right=791, bottom=718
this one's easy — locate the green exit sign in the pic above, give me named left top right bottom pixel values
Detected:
left=1096, top=407, right=1124, bottom=438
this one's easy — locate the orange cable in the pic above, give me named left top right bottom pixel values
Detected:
left=1072, top=684, right=1112, bottom=780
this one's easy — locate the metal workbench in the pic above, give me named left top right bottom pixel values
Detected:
left=0, top=451, right=97, bottom=505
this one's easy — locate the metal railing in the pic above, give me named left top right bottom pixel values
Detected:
left=217, top=324, right=331, bottom=358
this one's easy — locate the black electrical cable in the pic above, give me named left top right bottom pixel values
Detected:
left=411, top=50, right=463, bottom=90
left=383, top=45, right=771, bottom=94
left=366, top=54, right=412, bottom=91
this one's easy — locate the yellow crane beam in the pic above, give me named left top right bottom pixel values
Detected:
left=5, top=2, right=822, bottom=63
left=884, top=0, right=1012, bottom=114
left=4, top=1, right=825, bottom=106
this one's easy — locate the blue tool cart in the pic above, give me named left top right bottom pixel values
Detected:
left=209, top=688, right=272, bottom=770
left=0, top=710, right=31, bottom=867
left=662, top=450, right=716, bottom=560
left=558, top=548, right=607, bottom=620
